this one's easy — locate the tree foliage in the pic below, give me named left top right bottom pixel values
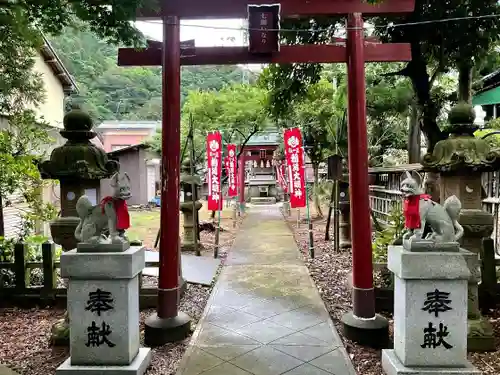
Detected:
left=261, top=62, right=412, bottom=166
left=148, top=83, right=270, bottom=164
left=0, top=0, right=149, bottom=238
left=264, top=1, right=500, bottom=152
left=49, top=25, right=259, bottom=122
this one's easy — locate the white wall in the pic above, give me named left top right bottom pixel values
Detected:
left=30, top=52, right=66, bottom=129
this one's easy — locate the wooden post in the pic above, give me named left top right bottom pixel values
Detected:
left=334, top=180, right=340, bottom=252
left=14, top=242, right=29, bottom=290
left=325, top=183, right=336, bottom=241
left=232, top=202, right=237, bottom=228
left=188, top=120, right=200, bottom=256
left=42, top=241, right=57, bottom=292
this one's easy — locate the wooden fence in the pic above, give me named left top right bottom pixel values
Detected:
left=0, top=242, right=161, bottom=308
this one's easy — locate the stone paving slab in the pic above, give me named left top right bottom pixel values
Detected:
left=176, top=206, right=356, bottom=375
left=143, top=252, right=220, bottom=286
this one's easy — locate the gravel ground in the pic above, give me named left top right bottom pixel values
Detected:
left=0, top=218, right=241, bottom=375
left=285, top=211, right=500, bottom=375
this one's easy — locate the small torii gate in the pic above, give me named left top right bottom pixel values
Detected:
left=118, top=0, right=415, bottom=347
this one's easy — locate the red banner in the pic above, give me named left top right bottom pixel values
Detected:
left=227, top=144, right=238, bottom=197
left=207, top=131, right=222, bottom=211
left=284, top=128, right=306, bottom=208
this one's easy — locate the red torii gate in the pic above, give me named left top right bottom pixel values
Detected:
left=119, top=0, right=415, bottom=347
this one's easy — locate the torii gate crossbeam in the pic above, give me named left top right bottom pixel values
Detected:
left=118, top=0, right=415, bottom=348
left=136, top=0, right=415, bottom=18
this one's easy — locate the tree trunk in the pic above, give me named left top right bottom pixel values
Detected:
left=312, top=163, right=323, bottom=218
left=405, top=40, right=443, bottom=200
left=408, top=99, right=421, bottom=164
left=405, top=40, right=445, bottom=154
left=458, top=62, right=473, bottom=103
left=0, top=194, right=4, bottom=238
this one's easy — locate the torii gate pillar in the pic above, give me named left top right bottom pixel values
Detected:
left=143, top=15, right=192, bottom=347
left=340, top=13, right=388, bottom=348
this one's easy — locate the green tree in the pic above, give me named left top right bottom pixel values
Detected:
left=149, top=83, right=270, bottom=159
left=49, top=25, right=259, bottom=122
left=147, top=83, right=270, bottom=219
left=0, top=8, right=56, bottom=238
left=265, top=1, right=500, bottom=153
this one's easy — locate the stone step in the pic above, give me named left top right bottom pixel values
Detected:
left=251, top=197, right=277, bottom=205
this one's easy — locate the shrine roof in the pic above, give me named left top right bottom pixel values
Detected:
left=246, top=130, right=279, bottom=146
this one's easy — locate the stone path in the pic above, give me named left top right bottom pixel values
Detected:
left=176, top=205, right=356, bottom=375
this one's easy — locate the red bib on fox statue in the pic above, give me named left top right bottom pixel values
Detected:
left=101, top=197, right=130, bottom=230
left=403, top=194, right=431, bottom=229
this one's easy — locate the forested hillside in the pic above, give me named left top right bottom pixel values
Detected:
left=49, top=26, right=258, bottom=122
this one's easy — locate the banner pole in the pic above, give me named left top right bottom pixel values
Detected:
left=214, top=135, right=223, bottom=259
left=302, top=142, right=314, bottom=259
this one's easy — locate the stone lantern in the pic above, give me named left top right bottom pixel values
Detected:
left=422, top=102, right=500, bottom=352
left=180, top=159, right=202, bottom=251
left=38, top=106, right=119, bottom=251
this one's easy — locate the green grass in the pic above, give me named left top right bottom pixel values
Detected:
left=127, top=201, right=235, bottom=249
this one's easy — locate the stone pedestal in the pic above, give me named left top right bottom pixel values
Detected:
left=56, top=246, right=151, bottom=374
left=382, top=246, right=481, bottom=375
left=180, top=201, right=202, bottom=251
left=339, top=201, right=351, bottom=248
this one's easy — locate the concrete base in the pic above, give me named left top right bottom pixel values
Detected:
left=56, top=348, right=151, bottom=375
left=77, top=242, right=130, bottom=253
left=144, top=311, right=192, bottom=347
left=341, top=311, right=389, bottom=349
left=180, top=243, right=205, bottom=252
left=339, top=240, right=352, bottom=249
left=468, top=318, right=496, bottom=352
left=382, top=350, right=481, bottom=375
left=250, top=197, right=277, bottom=205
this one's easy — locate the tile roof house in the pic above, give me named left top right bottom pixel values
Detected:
left=95, top=121, right=160, bottom=152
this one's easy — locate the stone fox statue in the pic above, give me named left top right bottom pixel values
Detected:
left=400, top=171, right=463, bottom=243
left=75, top=172, right=132, bottom=244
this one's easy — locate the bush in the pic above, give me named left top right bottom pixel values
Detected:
left=0, top=234, right=49, bottom=288
left=372, top=205, right=405, bottom=263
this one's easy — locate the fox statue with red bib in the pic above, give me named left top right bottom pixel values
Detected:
left=75, top=172, right=131, bottom=245
left=400, top=171, right=463, bottom=250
